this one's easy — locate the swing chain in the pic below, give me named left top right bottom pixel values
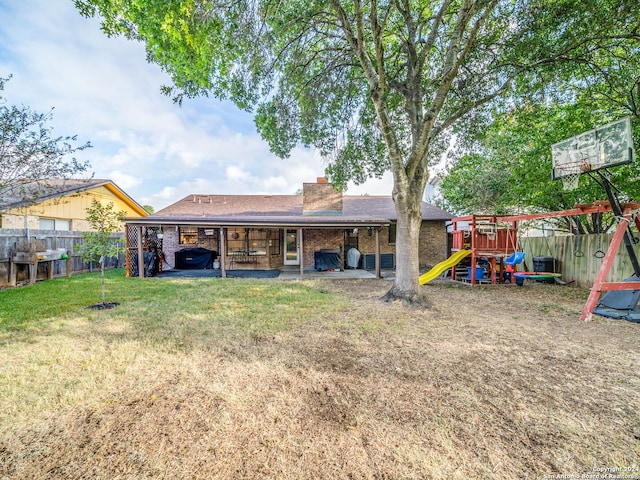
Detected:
left=574, top=214, right=584, bottom=257
left=594, top=207, right=606, bottom=259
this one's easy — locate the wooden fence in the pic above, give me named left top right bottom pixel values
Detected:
left=0, top=229, right=125, bottom=288
left=519, top=233, right=640, bottom=288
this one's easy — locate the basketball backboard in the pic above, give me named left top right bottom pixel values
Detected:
left=552, top=117, right=635, bottom=184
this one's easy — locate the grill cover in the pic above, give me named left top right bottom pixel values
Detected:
left=314, top=249, right=341, bottom=271
left=175, top=248, right=217, bottom=269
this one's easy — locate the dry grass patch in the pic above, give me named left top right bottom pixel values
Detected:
left=1, top=273, right=640, bottom=478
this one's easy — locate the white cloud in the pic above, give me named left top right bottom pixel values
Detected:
left=261, top=176, right=288, bottom=191
left=108, top=170, right=141, bottom=191
left=0, top=0, right=395, bottom=212
left=347, top=172, right=395, bottom=196
left=226, top=166, right=250, bottom=182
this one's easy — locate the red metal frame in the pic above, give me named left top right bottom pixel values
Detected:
left=581, top=214, right=640, bottom=320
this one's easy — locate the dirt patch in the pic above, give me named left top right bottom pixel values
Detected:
left=1, top=280, right=640, bottom=479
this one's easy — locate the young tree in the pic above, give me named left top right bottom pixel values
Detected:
left=0, top=76, right=91, bottom=210
left=75, top=0, right=637, bottom=304
left=76, top=200, right=126, bottom=306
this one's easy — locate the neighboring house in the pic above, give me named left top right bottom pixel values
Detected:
left=125, top=178, right=452, bottom=277
left=0, top=179, right=148, bottom=231
left=424, top=175, right=441, bottom=203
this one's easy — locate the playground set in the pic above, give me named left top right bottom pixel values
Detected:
left=420, top=117, right=640, bottom=322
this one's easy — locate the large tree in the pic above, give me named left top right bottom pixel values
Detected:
left=440, top=0, right=640, bottom=229
left=75, top=0, right=636, bottom=303
left=0, top=76, right=91, bottom=210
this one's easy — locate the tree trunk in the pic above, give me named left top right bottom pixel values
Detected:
left=381, top=189, right=430, bottom=307
left=101, top=262, right=106, bottom=305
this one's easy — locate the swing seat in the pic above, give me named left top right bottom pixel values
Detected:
left=505, top=251, right=525, bottom=266
left=514, top=272, right=561, bottom=286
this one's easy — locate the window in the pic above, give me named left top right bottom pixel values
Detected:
left=389, top=224, right=397, bottom=244
left=179, top=227, right=198, bottom=244
left=39, top=218, right=70, bottom=231
left=56, top=219, right=70, bottom=231
left=227, top=228, right=267, bottom=255
left=39, top=218, right=55, bottom=230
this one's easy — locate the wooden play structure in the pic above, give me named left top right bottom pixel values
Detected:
left=449, top=215, right=519, bottom=284
left=446, top=117, right=640, bottom=322
left=450, top=201, right=640, bottom=320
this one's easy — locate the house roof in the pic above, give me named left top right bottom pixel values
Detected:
left=0, top=178, right=149, bottom=217
left=128, top=194, right=451, bottom=227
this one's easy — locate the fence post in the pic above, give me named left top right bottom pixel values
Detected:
left=9, top=247, right=16, bottom=287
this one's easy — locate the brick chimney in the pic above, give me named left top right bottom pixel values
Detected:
left=303, top=178, right=343, bottom=215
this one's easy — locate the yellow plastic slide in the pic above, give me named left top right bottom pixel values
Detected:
left=419, top=249, right=472, bottom=285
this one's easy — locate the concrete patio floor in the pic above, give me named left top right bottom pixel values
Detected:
left=156, top=267, right=391, bottom=280
left=278, top=267, right=378, bottom=280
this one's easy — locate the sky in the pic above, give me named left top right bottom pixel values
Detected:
left=0, top=0, right=396, bottom=210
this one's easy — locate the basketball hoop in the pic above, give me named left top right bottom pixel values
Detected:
left=556, top=160, right=589, bottom=191
left=552, top=117, right=635, bottom=191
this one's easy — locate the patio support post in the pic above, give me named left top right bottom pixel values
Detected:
left=124, top=225, right=131, bottom=278
left=220, top=227, right=226, bottom=278
left=137, top=226, right=144, bottom=279
left=299, top=228, right=304, bottom=278
left=375, top=227, right=381, bottom=278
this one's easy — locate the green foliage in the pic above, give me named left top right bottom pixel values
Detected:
left=0, top=76, right=91, bottom=210
left=439, top=0, right=640, bottom=222
left=438, top=153, right=512, bottom=215
left=441, top=88, right=640, bottom=223
left=73, top=0, right=530, bottom=188
left=77, top=200, right=125, bottom=265
left=75, top=200, right=126, bottom=304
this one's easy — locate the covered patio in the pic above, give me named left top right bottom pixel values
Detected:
left=124, top=222, right=389, bottom=280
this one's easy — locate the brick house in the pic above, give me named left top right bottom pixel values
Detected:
left=125, top=178, right=451, bottom=278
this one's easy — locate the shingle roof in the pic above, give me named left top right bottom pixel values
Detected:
left=136, top=194, right=451, bottom=226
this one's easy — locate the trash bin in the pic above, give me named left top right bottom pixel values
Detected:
left=533, top=256, right=555, bottom=272
left=533, top=256, right=555, bottom=283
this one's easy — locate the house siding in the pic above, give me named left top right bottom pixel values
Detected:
left=1, top=186, right=145, bottom=232
left=0, top=214, right=40, bottom=230
left=357, top=226, right=397, bottom=257
left=164, top=227, right=285, bottom=270
left=154, top=222, right=447, bottom=272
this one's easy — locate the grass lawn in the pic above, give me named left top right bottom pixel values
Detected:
left=0, top=269, right=639, bottom=479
